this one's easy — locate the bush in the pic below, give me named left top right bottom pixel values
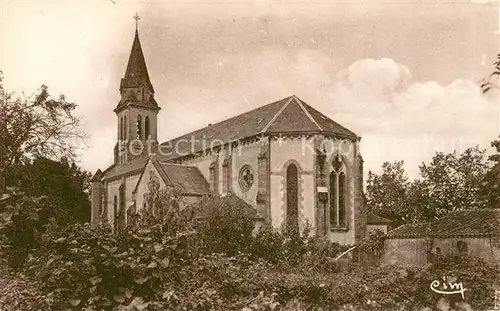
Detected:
left=2, top=186, right=499, bottom=310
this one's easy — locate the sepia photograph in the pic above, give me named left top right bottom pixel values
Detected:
left=1, top=0, right=500, bottom=310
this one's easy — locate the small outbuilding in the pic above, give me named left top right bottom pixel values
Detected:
left=383, top=209, right=500, bottom=266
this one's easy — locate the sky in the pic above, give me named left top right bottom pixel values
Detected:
left=0, top=0, right=499, bottom=179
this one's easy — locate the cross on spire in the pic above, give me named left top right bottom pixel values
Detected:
left=133, top=13, right=140, bottom=32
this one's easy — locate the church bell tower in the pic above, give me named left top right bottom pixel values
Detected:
left=114, top=14, right=160, bottom=164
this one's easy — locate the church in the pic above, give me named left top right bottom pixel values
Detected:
left=90, top=23, right=368, bottom=245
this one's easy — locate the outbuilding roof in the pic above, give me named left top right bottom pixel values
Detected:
left=386, top=209, right=500, bottom=239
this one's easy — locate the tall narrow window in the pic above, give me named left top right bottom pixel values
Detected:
left=119, top=185, right=125, bottom=229
left=329, top=172, right=337, bottom=226
left=113, top=195, right=117, bottom=231
left=222, top=159, right=229, bottom=194
left=339, top=172, right=346, bottom=226
left=119, top=117, right=123, bottom=141
left=145, top=116, right=150, bottom=140
left=286, top=164, right=299, bottom=234
left=124, top=115, right=127, bottom=140
left=209, top=161, right=218, bottom=193
left=137, top=115, right=142, bottom=140
left=330, top=157, right=348, bottom=228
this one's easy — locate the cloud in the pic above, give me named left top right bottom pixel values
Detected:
left=326, top=58, right=497, bottom=178
left=338, top=58, right=412, bottom=100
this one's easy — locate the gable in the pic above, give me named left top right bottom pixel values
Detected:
left=134, top=157, right=210, bottom=196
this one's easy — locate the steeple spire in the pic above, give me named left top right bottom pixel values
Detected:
left=119, top=13, right=154, bottom=94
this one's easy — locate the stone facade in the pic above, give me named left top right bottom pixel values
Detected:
left=383, top=209, right=500, bottom=265
left=384, top=237, right=500, bottom=266
left=90, top=26, right=367, bottom=244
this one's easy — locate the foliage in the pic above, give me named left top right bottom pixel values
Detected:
left=1, top=200, right=499, bottom=310
left=6, top=156, right=91, bottom=224
left=481, top=53, right=500, bottom=93
left=366, top=147, right=491, bottom=225
left=366, top=160, right=412, bottom=226
left=0, top=71, right=84, bottom=193
left=0, top=187, right=48, bottom=268
left=1, top=177, right=499, bottom=310
left=418, top=147, right=489, bottom=219
left=194, top=195, right=256, bottom=257
left=479, top=136, right=500, bottom=207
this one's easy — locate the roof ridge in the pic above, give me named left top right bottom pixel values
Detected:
left=157, top=161, right=197, bottom=168
left=300, top=100, right=358, bottom=138
left=160, top=96, right=292, bottom=146
left=151, top=158, right=174, bottom=186
left=293, top=95, right=323, bottom=131
left=261, top=96, right=294, bottom=133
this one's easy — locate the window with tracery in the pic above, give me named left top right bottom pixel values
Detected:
left=329, top=155, right=347, bottom=228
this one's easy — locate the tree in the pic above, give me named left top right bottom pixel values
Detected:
left=479, top=138, right=500, bottom=207
left=6, top=157, right=91, bottom=224
left=418, top=146, right=489, bottom=219
left=481, top=54, right=500, bottom=93
left=366, top=147, right=490, bottom=225
left=365, top=161, right=412, bottom=226
left=0, top=71, right=84, bottom=193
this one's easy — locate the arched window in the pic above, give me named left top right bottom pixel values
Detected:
left=113, top=195, right=117, bottom=231
left=145, top=116, right=150, bottom=139
left=124, top=115, right=127, bottom=140
left=286, top=164, right=299, bottom=234
left=329, top=172, right=337, bottom=226
left=118, top=185, right=125, bottom=229
left=329, top=156, right=347, bottom=228
left=339, top=172, right=346, bottom=226
left=119, top=117, right=123, bottom=141
left=136, top=115, right=142, bottom=140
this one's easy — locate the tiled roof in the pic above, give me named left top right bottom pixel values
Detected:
left=195, top=193, right=264, bottom=220
left=386, top=223, right=430, bottom=239
left=157, top=95, right=358, bottom=161
left=366, top=212, right=392, bottom=225
left=151, top=159, right=210, bottom=196
left=103, top=154, right=149, bottom=180
left=429, top=209, right=500, bottom=238
left=300, top=100, right=361, bottom=138
left=386, top=209, right=500, bottom=239
left=102, top=96, right=358, bottom=180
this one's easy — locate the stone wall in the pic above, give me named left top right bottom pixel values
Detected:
left=321, top=137, right=358, bottom=245
left=105, top=173, right=140, bottom=228
left=90, top=181, right=103, bottom=224
left=269, top=136, right=315, bottom=232
left=231, top=141, right=261, bottom=208
left=432, top=237, right=500, bottom=263
left=384, top=238, right=428, bottom=266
